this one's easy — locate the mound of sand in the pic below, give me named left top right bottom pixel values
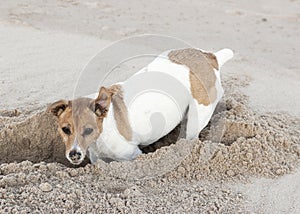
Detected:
left=0, top=77, right=299, bottom=212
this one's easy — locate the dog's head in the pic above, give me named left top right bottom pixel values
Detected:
left=47, top=87, right=113, bottom=165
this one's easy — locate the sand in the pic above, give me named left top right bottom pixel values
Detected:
left=1, top=0, right=300, bottom=213
left=1, top=77, right=300, bottom=212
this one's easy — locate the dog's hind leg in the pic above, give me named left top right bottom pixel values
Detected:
left=185, top=99, right=215, bottom=140
left=185, top=99, right=199, bottom=140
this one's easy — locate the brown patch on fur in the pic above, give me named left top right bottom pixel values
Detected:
left=109, top=85, right=132, bottom=141
left=94, top=87, right=113, bottom=118
left=168, top=48, right=218, bottom=105
left=203, top=52, right=219, bottom=70
left=47, top=100, right=68, bottom=117
left=48, top=97, right=106, bottom=159
left=47, top=85, right=132, bottom=164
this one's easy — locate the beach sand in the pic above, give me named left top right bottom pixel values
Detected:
left=0, top=0, right=300, bottom=212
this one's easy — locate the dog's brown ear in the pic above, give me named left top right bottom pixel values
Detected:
left=47, top=100, right=69, bottom=117
left=93, top=87, right=112, bottom=117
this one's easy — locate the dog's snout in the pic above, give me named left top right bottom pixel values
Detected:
left=68, top=150, right=82, bottom=161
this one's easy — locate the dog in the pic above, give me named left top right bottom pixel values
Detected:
left=47, top=48, right=233, bottom=165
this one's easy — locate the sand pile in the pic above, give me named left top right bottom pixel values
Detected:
left=0, top=77, right=299, bottom=212
left=0, top=109, right=69, bottom=166
left=94, top=81, right=300, bottom=181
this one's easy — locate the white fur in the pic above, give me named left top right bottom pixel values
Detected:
left=88, top=48, right=233, bottom=163
left=215, top=48, right=234, bottom=68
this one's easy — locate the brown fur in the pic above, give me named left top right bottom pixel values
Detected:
left=168, top=48, right=218, bottom=106
left=202, top=52, right=219, bottom=70
left=110, top=85, right=133, bottom=141
left=47, top=97, right=105, bottom=158
left=47, top=85, right=132, bottom=162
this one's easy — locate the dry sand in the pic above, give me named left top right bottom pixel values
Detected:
left=1, top=0, right=300, bottom=213
left=1, top=77, right=299, bottom=213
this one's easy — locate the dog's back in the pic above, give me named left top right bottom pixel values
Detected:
left=120, top=48, right=234, bottom=144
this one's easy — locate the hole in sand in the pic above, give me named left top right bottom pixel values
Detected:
left=0, top=97, right=269, bottom=166
left=0, top=86, right=299, bottom=180
left=0, top=102, right=225, bottom=168
left=0, top=110, right=90, bottom=168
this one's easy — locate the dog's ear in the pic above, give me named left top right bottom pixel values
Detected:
left=93, top=87, right=112, bottom=117
left=47, top=100, right=69, bottom=118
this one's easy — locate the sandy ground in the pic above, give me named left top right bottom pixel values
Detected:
left=0, top=0, right=300, bottom=213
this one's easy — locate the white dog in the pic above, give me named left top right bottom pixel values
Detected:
left=48, top=48, right=233, bottom=165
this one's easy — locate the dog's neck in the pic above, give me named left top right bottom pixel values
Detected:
left=89, top=100, right=139, bottom=161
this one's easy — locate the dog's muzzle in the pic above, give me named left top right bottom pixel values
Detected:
left=68, top=149, right=83, bottom=165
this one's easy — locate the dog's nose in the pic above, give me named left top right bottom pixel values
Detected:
left=68, top=150, right=82, bottom=161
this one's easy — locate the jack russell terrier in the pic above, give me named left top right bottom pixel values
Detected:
left=47, top=48, right=233, bottom=165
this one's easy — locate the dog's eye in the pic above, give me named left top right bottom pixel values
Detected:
left=83, top=128, right=93, bottom=136
left=62, top=127, right=71, bottom=135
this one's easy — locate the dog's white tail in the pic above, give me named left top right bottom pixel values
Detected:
left=215, top=48, right=234, bottom=68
